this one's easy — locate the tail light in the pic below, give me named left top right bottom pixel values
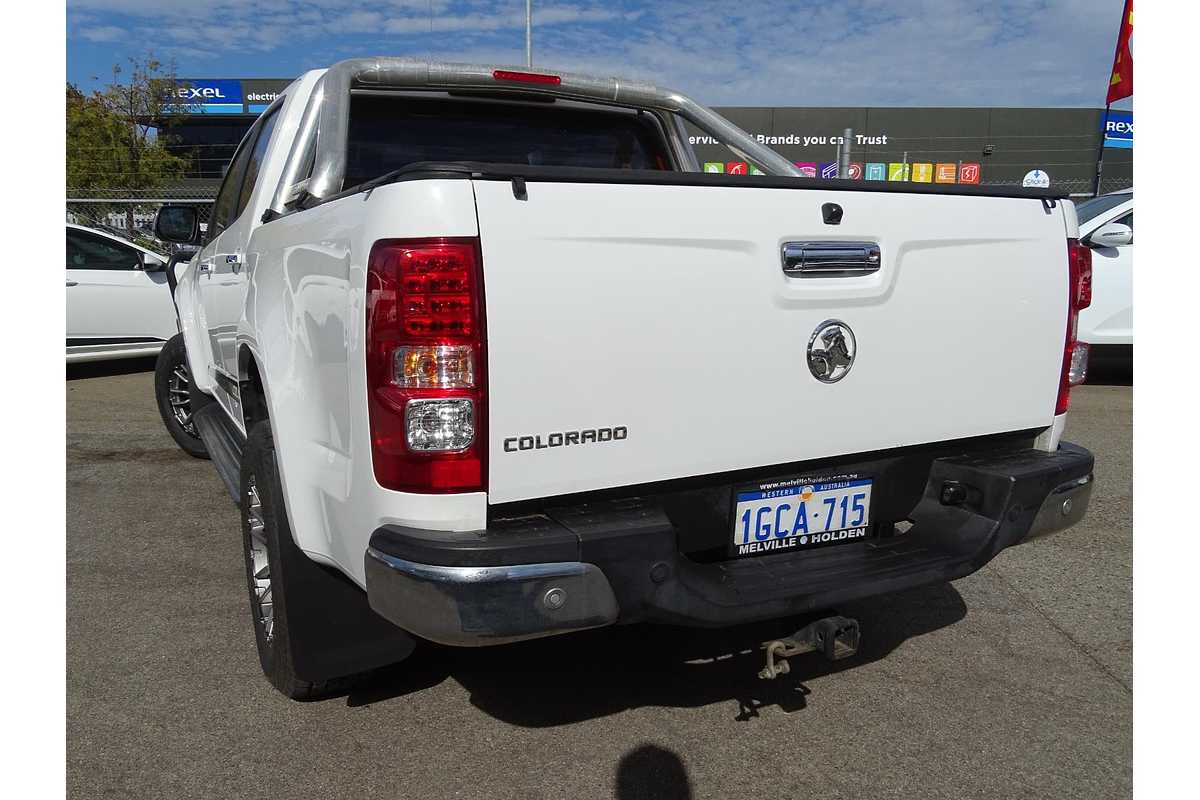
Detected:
left=366, top=238, right=486, bottom=492
left=1056, top=238, right=1093, bottom=414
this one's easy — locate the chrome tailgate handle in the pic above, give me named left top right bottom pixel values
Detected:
left=782, top=242, right=881, bottom=277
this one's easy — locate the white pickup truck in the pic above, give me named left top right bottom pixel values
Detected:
left=153, top=58, right=1095, bottom=699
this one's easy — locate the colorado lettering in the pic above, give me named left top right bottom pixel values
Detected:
left=504, top=426, right=628, bottom=452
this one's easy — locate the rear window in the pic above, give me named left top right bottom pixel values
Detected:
left=344, top=94, right=672, bottom=190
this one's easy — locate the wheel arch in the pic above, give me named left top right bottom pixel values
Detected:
left=234, top=338, right=347, bottom=575
left=237, top=343, right=270, bottom=435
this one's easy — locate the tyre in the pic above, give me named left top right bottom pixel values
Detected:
left=154, top=334, right=209, bottom=459
left=240, top=421, right=416, bottom=699
left=240, top=422, right=337, bottom=699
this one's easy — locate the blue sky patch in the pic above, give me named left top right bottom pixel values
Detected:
left=66, top=0, right=1132, bottom=108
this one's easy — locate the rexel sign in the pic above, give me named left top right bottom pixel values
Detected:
left=1102, top=110, right=1133, bottom=149
left=171, top=80, right=244, bottom=113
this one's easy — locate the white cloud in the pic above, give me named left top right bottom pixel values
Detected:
left=79, top=25, right=127, bottom=43
left=66, top=0, right=1129, bottom=106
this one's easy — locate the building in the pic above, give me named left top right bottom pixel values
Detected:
left=159, top=78, right=1132, bottom=198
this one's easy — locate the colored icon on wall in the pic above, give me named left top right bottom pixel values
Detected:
left=847, top=163, right=864, bottom=180
left=866, top=163, right=887, bottom=181
left=819, top=162, right=839, bottom=179
left=703, top=162, right=725, bottom=173
left=794, top=162, right=818, bottom=177
left=727, top=162, right=748, bottom=175
left=935, top=163, right=957, bottom=183
left=887, top=163, right=910, bottom=181
left=958, top=162, right=981, bottom=184
left=912, top=163, right=933, bottom=183
left=748, top=164, right=765, bottom=175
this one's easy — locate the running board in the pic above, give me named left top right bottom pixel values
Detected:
left=193, top=404, right=246, bottom=503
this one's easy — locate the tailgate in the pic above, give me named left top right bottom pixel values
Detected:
left=475, top=180, right=1067, bottom=504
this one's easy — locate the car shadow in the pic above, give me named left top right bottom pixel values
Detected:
left=344, top=580, right=968, bottom=725
left=1084, top=349, right=1132, bottom=386
left=66, top=356, right=158, bottom=381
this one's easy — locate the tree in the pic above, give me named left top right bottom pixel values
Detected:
left=66, top=54, right=194, bottom=233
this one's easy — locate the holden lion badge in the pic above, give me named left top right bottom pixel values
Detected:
left=807, top=320, right=856, bottom=383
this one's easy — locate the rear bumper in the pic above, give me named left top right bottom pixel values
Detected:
left=365, top=441, right=1093, bottom=646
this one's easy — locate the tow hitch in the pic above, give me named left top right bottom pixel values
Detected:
left=758, top=616, right=861, bottom=679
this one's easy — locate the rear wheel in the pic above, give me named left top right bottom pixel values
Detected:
left=154, top=334, right=208, bottom=458
left=240, top=422, right=342, bottom=699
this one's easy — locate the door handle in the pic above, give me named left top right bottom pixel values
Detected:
left=66, top=280, right=78, bottom=287
left=198, top=261, right=213, bottom=274
left=782, top=242, right=881, bottom=278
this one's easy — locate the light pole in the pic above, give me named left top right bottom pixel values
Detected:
left=526, top=1, right=533, bottom=67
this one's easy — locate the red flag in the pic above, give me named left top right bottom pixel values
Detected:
left=1106, top=0, right=1133, bottom=104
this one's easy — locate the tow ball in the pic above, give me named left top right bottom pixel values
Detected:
left=758, top=615, right=861, bottom=679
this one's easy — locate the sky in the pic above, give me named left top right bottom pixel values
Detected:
left=65, top=0, right=1131, bottom=108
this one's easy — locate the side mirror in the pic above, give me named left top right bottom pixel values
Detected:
left=140, top=254, right=166, bottom=272
left=1087, top=221, right=1132, bottom=248
left=155, top=205, right=201, bottom=245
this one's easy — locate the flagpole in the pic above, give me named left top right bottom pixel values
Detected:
left=1092, top=102, right=1111, bottom=198
left=1093, top=0, right=1130, bottom=198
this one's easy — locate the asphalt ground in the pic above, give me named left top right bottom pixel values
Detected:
left=66, top=360, right=1132, bottom=799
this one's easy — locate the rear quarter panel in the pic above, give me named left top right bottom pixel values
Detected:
left=242, top=181, right=485, bottom=586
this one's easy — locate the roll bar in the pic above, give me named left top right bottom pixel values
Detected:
left=269, top=57, right=801, bottom=214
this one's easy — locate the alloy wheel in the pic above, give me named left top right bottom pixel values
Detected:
left=168, top=365, right=197, bottom=436
left=245, top=476, right=274, bottom=642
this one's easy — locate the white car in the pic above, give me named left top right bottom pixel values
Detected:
left=1076, top=189, right=1132, bottom=357
left=66, top=223, right=178, bottom=362
left=152, top=58, right=1094, bottom=699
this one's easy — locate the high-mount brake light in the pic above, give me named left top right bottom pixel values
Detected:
left=1056, top=238, right=1093, bottom=414
left=366, top=238, right=486, bottom=492
left=492, top=69, right=562, bottom=86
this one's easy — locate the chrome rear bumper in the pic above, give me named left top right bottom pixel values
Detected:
left=365, top=442, right=1094, bottom=647
left=364, top=550, right=618, bottom=647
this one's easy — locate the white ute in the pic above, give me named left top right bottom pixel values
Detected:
left=153, top=59, right=1096, bottom=698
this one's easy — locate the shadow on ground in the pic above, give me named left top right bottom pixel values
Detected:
left=615, top=744, right=693, bottom=800
left=343, top=581, right=967, bottom=726
left=1084, top=352, right=1132, bottom=386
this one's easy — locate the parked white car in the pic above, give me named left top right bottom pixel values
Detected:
left=152, top=58, right=1095, bottom=699
left=66, top=223, right=177, bottom=362
left=1076, top=189, right=1132, bottom=356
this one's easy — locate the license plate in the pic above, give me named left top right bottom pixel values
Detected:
left=730, top=475, right=873, bottom=558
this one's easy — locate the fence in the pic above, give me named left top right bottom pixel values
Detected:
left=974, top=175, right=1129, bottom=198
left=66, top=195, right=215, bottom=256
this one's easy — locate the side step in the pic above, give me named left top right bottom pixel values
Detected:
left=192, top=404, right=246, bottom=503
